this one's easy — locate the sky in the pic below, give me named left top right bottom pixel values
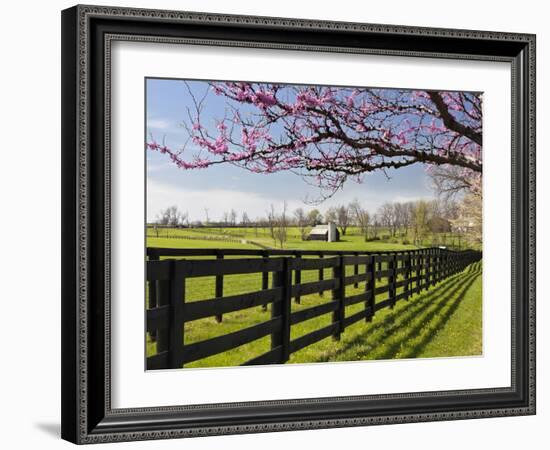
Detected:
left=145, top=78, right=436, bottom=223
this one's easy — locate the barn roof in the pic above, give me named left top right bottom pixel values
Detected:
left=309, top=225, right=329, bottom=235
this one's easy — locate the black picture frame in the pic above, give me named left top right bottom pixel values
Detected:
left=61, top=4, right=536, bottom=444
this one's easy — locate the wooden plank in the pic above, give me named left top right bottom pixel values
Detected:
left=155, top=261, right=173, bottom=357
left=344, top=291, right=372, bottom=306
left=332, top=256, right=345, bottom=340
left=343, top=255, right=371, bottom=265
left=261, top=251, right=269, bottom=312
left=375, top=299, right=393, bottom=311
left=353, top=253, right=360, bottom=288
left=147, top=247, right=449, bottom=259
left=376, top=269, right=392, bottom=278
left=289, top=323, right=339, bottom=354
left=389, top=254, right=397, bottom=309
left=395, top=279, right=407, bottom=289
left=290, top=278, right=339, bottom=297
left=290, top=300, right=339, bottom=325
left=344, top=308, right=372, bottom=328
left=374, top=285, right=390, bottom=295
left=146, top=260, right=172, bottom=281
left=294, top=254, right=302, bottom=304
left=184, top=288, right=283, bottom=322
left=215, top=253, right=224, bottom=323
left=146, top=305, right=170, bottom=333
left=146, top=351, right=170, bottom=370
left=291, top=256, right=340, bottom=270
left=242, top=346, right=284, bottom=366
left=318, top=254, right=325, bottom=297
left=395, top=292, right=408, bottom=302
left=169, top=264, right=186, bottom=368
left=343, top=272, right=369, bottom=286
left=147, top=253, right=160, bottom=324
left=182, top=318, right=282, bottom=364
left=183, top=257, right=284, bottom=278
left=271, top=259, right=291, bottom=362
left=404, top=253, right=412, bottom=301
left=366, top=256, right=376, bottom=322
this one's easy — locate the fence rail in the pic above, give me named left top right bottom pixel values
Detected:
left=146, top=247, right=481, bottom=369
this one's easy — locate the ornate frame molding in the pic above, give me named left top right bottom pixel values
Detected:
left=61, top=5, right=536, bottom=444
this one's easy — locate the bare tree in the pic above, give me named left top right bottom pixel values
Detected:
left=241, top=211, right=250, bottom=227
left=404, top=202, right=415, bottom=236
left=393, top=202, right=408, bottom=236
left=324, top=206, right=337, bottom=224
left=337, top=205, right=351, bottom=236
left=378, top=203, right=397, bottom=237
left=430, top=164, right=481, bottom=199
left=349, top=199, right=370, bottom=237
left=273, top=202, right=289, bottom=248
left=267, top=204, right=276, bottom=239
left=156, top=206, right=187, bottom=227
left=229, top=209, right=237, bottom=226
left=293, top=207, right=308, bottom=240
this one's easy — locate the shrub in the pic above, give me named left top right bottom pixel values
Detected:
left=365, top=236, right=380, bottom=242
left=402, top=238, right=410, bottom=245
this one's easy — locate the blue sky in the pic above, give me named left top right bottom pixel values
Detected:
left=146, top=78, right=436, bottom=223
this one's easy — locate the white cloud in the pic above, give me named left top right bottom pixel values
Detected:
left=147, top=118, right=172, bottom=130
left=147, top=180, right=304, bottom=222
left=391, top=194, right=432, bottom=204
left=147, top=178, right=436, bottom=223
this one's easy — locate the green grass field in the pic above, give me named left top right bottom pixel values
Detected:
left=146, top=235, right=482, bottom=368
left=146, top=225, right=470, bottom=252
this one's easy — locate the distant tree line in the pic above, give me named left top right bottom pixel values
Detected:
left=151, top=191, right=480, bottom=249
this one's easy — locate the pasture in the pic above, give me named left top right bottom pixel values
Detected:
left=146, top=224, right=468, bottom=252
left=145, top=232, right=482, bottom=368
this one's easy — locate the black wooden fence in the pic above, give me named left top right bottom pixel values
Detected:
left=146, top=247, right=481, bottom=369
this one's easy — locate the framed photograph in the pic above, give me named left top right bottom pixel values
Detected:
left=61, top=4, right=536, bottom=444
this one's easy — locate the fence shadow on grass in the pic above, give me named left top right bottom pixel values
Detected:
left=312, top=262, right=482, bottom=363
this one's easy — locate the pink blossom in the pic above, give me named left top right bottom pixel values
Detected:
left=254, top=92, right=277, bottom=107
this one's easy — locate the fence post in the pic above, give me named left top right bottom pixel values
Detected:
left=295, top=252, right=302, bottom=304
left=318, top=253, right=325, bottom=297
left=271, top=258, right=291, bottom=363
left=148, top=250, right=160, bottom=342
left=433, top=248, right=439, bottom=286
left=155, top=259, right=174, bottom=368
left=353, top=251, right=359, bottom=288
left=424, top=249, right=430, bottom=290
left=215, top=252, right=224, bottom=322
left=405, top=251, right=412, bottom=301
left=366, top=255, right=376, bottom=322
left=416, top=250, right=421, bottom=294
left=261, top=251, right=269, bottom=311
left=169, top=261, right=185, bottom=368
left=332, top=255, right=345, bottom=340
left=389, top=253, right=397, bottom=309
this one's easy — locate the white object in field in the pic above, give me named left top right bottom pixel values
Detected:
left=328, top=222, right=337, bottom=242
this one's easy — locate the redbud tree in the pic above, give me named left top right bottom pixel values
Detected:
left=147, top=82, right=482, bottom=196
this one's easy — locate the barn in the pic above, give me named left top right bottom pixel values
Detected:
left=307, top=223, right=340, bottom=242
